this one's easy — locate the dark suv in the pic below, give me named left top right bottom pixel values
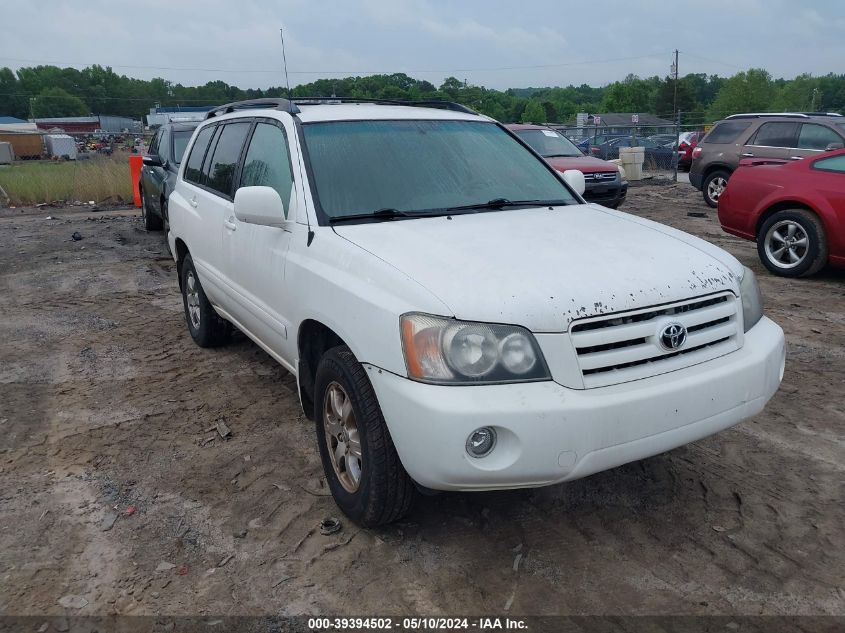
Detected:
left=690, top=113, right=845, bottom=207
left=139, top=122, right=200, bottom=230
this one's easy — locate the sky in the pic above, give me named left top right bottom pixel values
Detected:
left=2, top=0, right=844, bottom=90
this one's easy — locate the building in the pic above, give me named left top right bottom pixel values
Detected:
left=31, top=115, right=142, bottom=136
left=0, top=116, right=43, bottom=159
left=146, top=105, right=215, bottom=128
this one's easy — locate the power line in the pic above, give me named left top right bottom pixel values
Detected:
left=0, top=54, right=667, bottom=76
left=680, top=50, right=743, bottom=70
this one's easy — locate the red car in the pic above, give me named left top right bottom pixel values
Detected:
left=677, top=131, right=704, bottom=172
left=718, top=148, right=845, bottom=277
left=506, top=124, right=627, bottom=208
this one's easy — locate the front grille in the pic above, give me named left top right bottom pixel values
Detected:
left=570, top=293, right=740, bottom=388
left=584, top=172, right=618, bottom=182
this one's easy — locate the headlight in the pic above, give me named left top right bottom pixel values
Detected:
left=740, top=266, right=763, bottom=332
left=400, top=313, right=551, bottom=384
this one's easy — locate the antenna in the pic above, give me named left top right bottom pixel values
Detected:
left=279, top=28, right=294, bottom=113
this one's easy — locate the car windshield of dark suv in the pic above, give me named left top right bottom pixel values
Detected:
left=513, top=129, right=583, bottom=158
left=302, top=119, right=578, bottom=221
left=172, top=130, right=194, bottom=165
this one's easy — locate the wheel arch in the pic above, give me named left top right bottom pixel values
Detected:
left=703, top=163, right=733, bottom=180
left=755, top=201, right=819, bottom=237
left=297, top=319, right=349, bottom=420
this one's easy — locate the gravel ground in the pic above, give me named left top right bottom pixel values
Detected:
left=1, top=184, right=843, bottom=618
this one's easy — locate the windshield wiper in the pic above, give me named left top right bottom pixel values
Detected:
left=446, top=198, right=569, bottom=213
left=329, top=208, right=426, bottom=224
left=544, top=154, right=581, bottom=158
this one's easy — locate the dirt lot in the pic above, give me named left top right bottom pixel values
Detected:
left=1, top=183, right=843, bottom=618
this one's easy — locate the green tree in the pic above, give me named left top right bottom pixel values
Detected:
left=30, top=87, right=89, bottom=118
left=708, top=69, right=778, bottom=119
left=521, top=99, right=547, bottom=123
left=0, top=67, right=28, bottom=118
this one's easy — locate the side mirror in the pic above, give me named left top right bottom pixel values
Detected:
left=142, top=155, right=163, bottom=167
left=825, top=142, right=844, bottom=151
left=562, top=169, right=586, bottom=197
left=233, top=186, right=286, bottom=227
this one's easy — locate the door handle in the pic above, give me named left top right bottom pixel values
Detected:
left=223, top=216, right=237, bottom=231
left=741, top=152, right=754, bottom=157
left=189, top=196, right=198, bottom=208
left=788, top=156, right=802, bottom=161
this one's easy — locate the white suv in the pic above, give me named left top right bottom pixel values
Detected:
left=168, top=98, right=786, bottom=526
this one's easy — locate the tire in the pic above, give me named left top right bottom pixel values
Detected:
left=314, top=346, right=416, bottom=526
left=757, top=209, right=827, bottom=278
left=702, top=170, right=730, bottom=208
left=140, top=185, right=163, bottom=231
left=180, top=253, right=230, bottom=347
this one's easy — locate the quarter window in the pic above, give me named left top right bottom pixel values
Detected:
left=239, top=122, right=295, bottom=216
left=204, top=122, right=251, bottom=197
left=750, top=122, right=799, bottom=148
left=798, top=124, right=843, bottom=150
left=184, top=125, right=215, bottom=185
left=812, top=154, right=845, bottom=173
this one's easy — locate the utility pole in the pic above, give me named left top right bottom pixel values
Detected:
left=672, top=49, right=679, bottom=182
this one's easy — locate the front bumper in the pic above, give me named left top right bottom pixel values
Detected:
left=582, top=181, right=628, bottom=208
left=365, top=317, right=784, bottom=491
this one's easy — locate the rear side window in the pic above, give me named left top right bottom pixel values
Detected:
left=205, top=122, right=251, bottom=197
left=703, top=121, right=751, bottom=144
left=812, top=154, right=845, bottom=173
left=184, top=125, right=215, bottom=185
left=749, top=122, right=799, bottom=148
left=798, top=124, right=843, bottom=150
left=239, top=122, right=295, bottom=215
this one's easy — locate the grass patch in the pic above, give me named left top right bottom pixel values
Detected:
left=0, top=156, right=134, bottom=206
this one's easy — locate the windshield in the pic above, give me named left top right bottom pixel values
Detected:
left=302, top=120, right=578, bottom=220
left=513, top=129, right=583, bottom=158
left=837, top=123, right=845, bottom=137
left=172, top=130, right=194, bottom=164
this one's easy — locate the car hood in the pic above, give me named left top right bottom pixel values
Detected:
left=545, top=155, right=619, bottom=173
left=332, top=204, right=743, bottom=332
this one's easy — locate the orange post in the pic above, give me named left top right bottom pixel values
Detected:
left=129, top=155, right=143, bottom=207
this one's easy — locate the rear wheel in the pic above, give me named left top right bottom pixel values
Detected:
left=314, top=346, right=415, bottom=526
left=180, top=254, right=230, bottom=347
left=140, top=185, right=163, bottom=231
left=702, top=170, right=730, bottom=208
left=757, top=209, right=827, bottom=277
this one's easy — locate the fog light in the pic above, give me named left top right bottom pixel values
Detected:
left=466, top=427, right=497, bottom=458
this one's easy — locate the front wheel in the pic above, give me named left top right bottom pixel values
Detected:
left=757, top=209, right=827, bottom=277
left=702, top=170, right=730, bottom=208
left=314, top=346, right=416, bottom=526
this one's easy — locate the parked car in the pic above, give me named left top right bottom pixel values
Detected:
left=507, top=124, right=627, bottom=208
left=139, top=122, right=200, bottom=230
left=677, top=131, right=704, bottom=172
left=690, top=113, right=845, bottom=208
left=591, top=136, right=677, bottom=169
left=168, top=98, right=784, bottom=526
left=718, top=148, right=845, bottom=277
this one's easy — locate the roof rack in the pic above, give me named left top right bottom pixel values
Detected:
left=725, top=112, right=810, bottom=120
left=205, top=97, right=478, bottom=120
left=292, top=97, right=478, bottom=114
left=799, top=112, right=843, bottom=117
left=206, top=98, right=300, bottom=119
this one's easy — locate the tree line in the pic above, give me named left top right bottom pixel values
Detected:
left=1, top=64, right=843, bottom=126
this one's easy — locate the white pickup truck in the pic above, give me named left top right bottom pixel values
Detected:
left=167, top=98, right=785, bottom=526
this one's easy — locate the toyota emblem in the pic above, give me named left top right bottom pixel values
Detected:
left=659, top=323, right=687, bottom=350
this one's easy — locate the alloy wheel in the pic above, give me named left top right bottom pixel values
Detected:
left=185, top=271, right=201, bottom=329
left=323, top=381, right=362, bottom=493
left=764, top=220, right=809, bottom=269
left=707, top=176, right=727, bottom=203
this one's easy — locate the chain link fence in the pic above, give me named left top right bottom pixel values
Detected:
left=549, top=122, right=707, bottom=181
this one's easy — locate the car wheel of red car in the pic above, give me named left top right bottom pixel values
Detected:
left=757, top=209, right=828, bottom=278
